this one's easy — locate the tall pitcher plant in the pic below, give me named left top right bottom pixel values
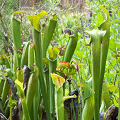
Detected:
left=11, top=13, right=22, bottom=73
left=27, top=11, right=51, bottom=120
left=86, top=6, right=110, bottom=120
left=27, top=10, right=57, bottom=119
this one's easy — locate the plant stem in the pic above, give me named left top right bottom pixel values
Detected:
left=32, top=28, right=51, bottom=120
left=49, top=58, right=57, bottom=120
left=42, top=19, right=57, bottom=58
left=56, top=87, right=64, bottom=120
left=91, top=31, right=101, bottom=120
left=11, top=17, right=21, bottom=72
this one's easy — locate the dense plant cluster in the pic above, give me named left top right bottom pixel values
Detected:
left=0, top=0, right=120, bottom=120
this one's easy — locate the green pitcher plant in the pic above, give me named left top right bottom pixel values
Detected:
left=51, top=73, right=65, bottom=120
left=48, top=46, right=59, bottom=120
left=27, top=10, right=51, bottom=120
left=86, top=6, right=110, bottom=120
left=0, top=5, right=115, bottom=120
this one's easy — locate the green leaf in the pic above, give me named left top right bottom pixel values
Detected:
left=118, top=10, right=120, bottom=18
left=15, top=79, right=23, bottom=89
left=13, top=11, right=26, bottom=16
left=16, top=68, right=24, bottom=83
left=113, top=92, right=119, bottom=107
left=15, top=79, right=24, bottom=99
left=53, top=14, right=58, bottom=21
left=2, top=73, right=7, bottom=77
left=0, top=99, right=3, bottom=113
left=42, top=58, right=49, bottom=68
left=28, top=10, right=48, bottom=31
left=64, top=31, right=78, bottom=62
left=42, top=17, right=57, bottom=58
left=21, top=42, right=30, bottom=67
left=11, top=18, right=21, bottom=49
left=100, top=5, right=110, bottom=21
left=108, top=85, right=117, bottom=92
left=8, top=99, right=17, bottom=106
left=86, top=29, right=106, bottom=120
left=63, top=94, right=76, bottom=102
left=109, top=38, right=116, bottom=51
left=84, top=78, right=92, bottom=100
left=56, top=62, right=70, bottom=70
left=48, top=47, right=59, bottom=60
left=77, top=82, right=92, bottom=91
left=96, top=12, right=103, bottom=27
left=102, top=82, right=111, bottom=108
left=98, top=10, right=111, bottom=108
left=51, top=73, right=65, bottom=91
left=82, top=91, right=94, bottom=120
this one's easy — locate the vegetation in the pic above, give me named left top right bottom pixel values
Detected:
left=0, top=0, right=120, bottom=120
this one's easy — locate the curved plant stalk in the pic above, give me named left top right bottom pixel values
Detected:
left=86, top=30, right=106, bottom=120
left=51, top=73, right=65, bottom=120
left=42, top=15, right=57, bottom=58
left=28, top=11, right=51, bottom=120
left=11, top=17, right=21, bottom=72
left=26, top=67, right=38, bottom=118
left=15, top=68, right=31, bottom=120
left=28, top=43, right=34, bottom=70
left=64, top=31, right=78, bottom=62
left=98, top=6, right=110, bottom=105
left=21, top=42, right=30, bottom=67
left=48, top=47, right=59, bottom=119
